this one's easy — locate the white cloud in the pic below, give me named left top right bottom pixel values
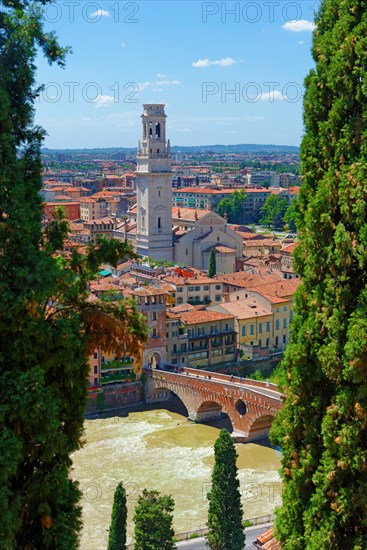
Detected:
left=93, top=95, right=115, bottom=108
left=192, top=57, right=237, bottom=68
left=282, top=19, right=316, bottom=32
left=157, top=73, right=167, bottom=78
left=138, top=80, right=181, bottom=92
left=259, top=90, right=286, bottom=102
left=298, top=40, right=305, bottom=45
left=90, top=9, right=109, bottom=17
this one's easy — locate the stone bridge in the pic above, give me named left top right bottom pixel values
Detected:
left=144, top=367, right=283, bottom=442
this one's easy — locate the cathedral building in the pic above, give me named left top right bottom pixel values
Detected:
left=122, top=105, right=243, bottom=273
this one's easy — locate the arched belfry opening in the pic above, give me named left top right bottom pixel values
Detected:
left=135, top=104, right=173, bottom=261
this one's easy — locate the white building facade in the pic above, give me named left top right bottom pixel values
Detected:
left=135, top=104, right=173, bottom=261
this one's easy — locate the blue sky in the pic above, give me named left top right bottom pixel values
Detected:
left=35, top=1, right=319, bottom=148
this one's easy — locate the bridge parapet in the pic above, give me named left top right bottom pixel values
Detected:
left=144, top=367, right=283, bottom=441
left=181, top=367, right=279, bottom=393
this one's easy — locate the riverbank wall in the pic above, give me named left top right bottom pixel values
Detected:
left=86, top=382, right=143, bottom=414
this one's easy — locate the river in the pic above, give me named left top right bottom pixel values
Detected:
left=71, top=409, right=282, bottom=549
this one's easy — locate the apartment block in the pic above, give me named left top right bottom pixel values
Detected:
left=166, top=306, right=236, bottom=369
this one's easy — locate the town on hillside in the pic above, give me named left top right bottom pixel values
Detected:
left=41, top=104, right=300, bottom=396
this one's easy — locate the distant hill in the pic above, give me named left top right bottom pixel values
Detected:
left=171, top=144, right=299, bottom=154
left=42, top=144, right=299, bottom=155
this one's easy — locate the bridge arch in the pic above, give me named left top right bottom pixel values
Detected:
left=196, top=400, right=234, bottom=432
left=247, top=415, right=275, bottom=442
left=146, top=386, right=190, bottom=416
left=144, top=369, right=283, bottom=441
left=196, top=400, right=222, bottom=421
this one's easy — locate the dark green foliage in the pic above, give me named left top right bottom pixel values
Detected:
left=208, top=248, right=216, bottom=278
left=283, top=198, right=299, bottom=232
left=207, top=429, right=245, bottom=550
left=133, top=489, right=175, bottom=550
left=270, top=2, right=367, bottom=548
left=217, top=189, right=246, bottom=224
left=0, top=1, right=146, bottom=547
left=108, top=482, right=127, bottom=550
left=259, top=195, right=289, bottom=229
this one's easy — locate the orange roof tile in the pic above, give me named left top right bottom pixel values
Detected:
left=254, top=527, right=281, bottom=549
left=281, top=242, right=297, bottom=253
left=215, top=300, right=273, bottom=319
left=176, top=309, right=234, bottom=325
left=132, top=285, right=168, bottom=297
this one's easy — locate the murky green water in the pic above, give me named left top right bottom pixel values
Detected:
left=71, top=410, right=281, bottom=549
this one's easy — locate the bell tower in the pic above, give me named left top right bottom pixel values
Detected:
left=135, top=104, right=173, bottom=261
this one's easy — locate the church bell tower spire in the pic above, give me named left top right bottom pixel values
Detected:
left=135, top=105, right=173, bottom=261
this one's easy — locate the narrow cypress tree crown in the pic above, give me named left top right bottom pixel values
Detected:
left=207, top=429, right=245, bottom=550
left=208, top=248, right=217, bottom=278
left=270, top=1, right=367, bottom=548
left=108, top=482, right=127, bottom=550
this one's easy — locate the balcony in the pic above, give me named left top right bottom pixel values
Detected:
left=188, top=329, right=236, bottom=340
left=101, top=359, right=134, bottom=373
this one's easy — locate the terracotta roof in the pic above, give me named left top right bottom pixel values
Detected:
left=115, top=259, right=133, bottom=269
left=84, top=217, right=115, bottom=225
left=168, top=303, right=195, bottom=314
left=214, top=245, right=235, bottom=253
left=257, top=278, right=301, bottom=301
left=245, top=239, right=282, bottom=248
left=214, top=300, right=273, bottom=319
left=90, top=280, right=121, bottom=293
left=45, top=199, right=80, bottom=205
left=129, top=205, right=213, bottom=222
left=172, top=207, right=212, bottom=221
left=119, top=273, right=140, bottom=286
left=132, top=285, right=168, bottom=297
left=80, top=197, right=96, bottom=203
left=235, top=231, right=261, bottom=240
left=218, top=271, right=282, bottom=289
left=55, top=194, right=73, bottom=201
left=253, top=527, right=281, bottom=549
left=176, top=309, right=234, bottom=325
left=281, top=242, right=297, bottom=253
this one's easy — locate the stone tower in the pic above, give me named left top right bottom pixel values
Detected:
left=135, top=104, right=173, bottom=261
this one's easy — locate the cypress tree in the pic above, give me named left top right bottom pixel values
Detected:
left=207, top=429, right=245, bottom=550
left=208, top=248, right=216, bottom=278
left=108, top=482, right=127, bottom=550
left=0, top=1, right=146, bottom=547
left=271, top=2, right=367, bottom=548
left=133, top=489, right=175, bottom=550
